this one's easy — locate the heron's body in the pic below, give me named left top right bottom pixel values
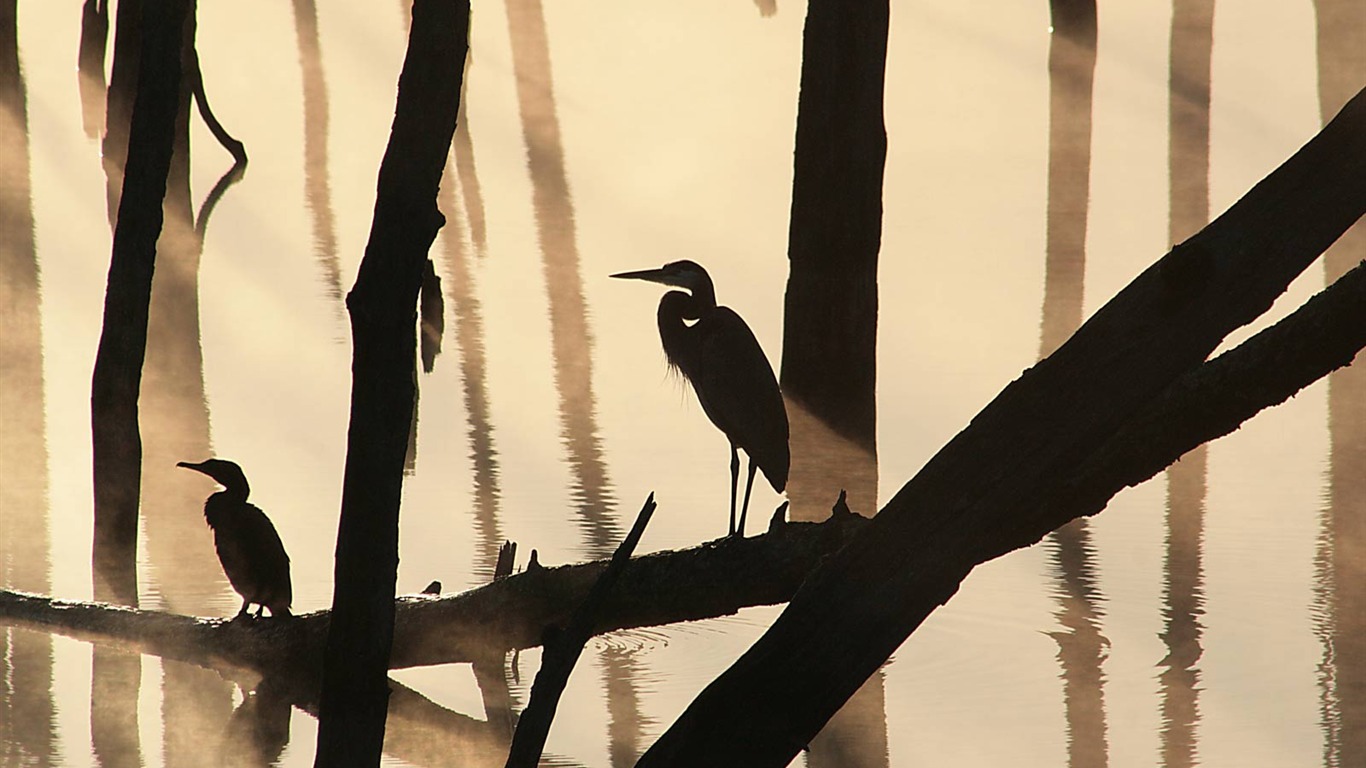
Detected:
left=614, top=260, right=789, bottom=536
left=178, top=459, right=292, bottom=618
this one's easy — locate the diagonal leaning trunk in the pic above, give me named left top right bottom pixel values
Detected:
left=637, top=86, right=1366, bottom=768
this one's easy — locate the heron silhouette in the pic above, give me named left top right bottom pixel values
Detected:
left=612, top=260, right=789, bottom=536
left=177, top=458, right=292, bottom=618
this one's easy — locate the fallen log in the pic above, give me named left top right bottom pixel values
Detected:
left=0, top=509, right=869, bottom=676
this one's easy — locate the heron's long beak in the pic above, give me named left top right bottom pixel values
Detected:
left=610, top=267, right=671, bottom=284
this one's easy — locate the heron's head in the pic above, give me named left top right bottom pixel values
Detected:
left=610, top=260, right=713, bottom=294
left=177, top=458, right=250, bottom=497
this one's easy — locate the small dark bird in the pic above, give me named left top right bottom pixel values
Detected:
left=177, top=458, right=292, bottom=619
left=612, top=260, right=789, bottom=536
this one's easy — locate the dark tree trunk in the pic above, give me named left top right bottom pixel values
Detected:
left=779, top=0, right=886, bottom=452
left=90, top=0, right=191, bottom=609
left=313, top=1, right=468, bottom=764
left=87, top=4, right=190, bottom=766
left=778, top=0, right=888, bottom=761
left=636, top=88, right=1366, bottom=768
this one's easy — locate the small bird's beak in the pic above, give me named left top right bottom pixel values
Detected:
left=177, top=460, right=207, bottom=475
left=610, top=267, right=670, bottom=284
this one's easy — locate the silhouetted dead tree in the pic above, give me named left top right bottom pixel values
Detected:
left=779, top=0, right=885, bottom=450
left=90, top=0, right=192, bottom=606
left=315, top=0, right=468, bottom=764
left=636, top=87, right=1366, bottom=767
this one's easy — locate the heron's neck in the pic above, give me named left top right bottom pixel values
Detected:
left=658, top=289, right=710, bottom=374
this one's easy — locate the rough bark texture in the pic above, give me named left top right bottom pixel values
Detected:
left=90, top=0, right=190, bottom=608
left=637, top=88, right=1366, bottom=767
left=0, top=512, right=869, bottom=674
left=313, top=2, right=468, bottom=762
left=779, top=0, right=885, bottom=450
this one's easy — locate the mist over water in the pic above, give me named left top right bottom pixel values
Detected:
left=0, top=2, right=1360, bottom=766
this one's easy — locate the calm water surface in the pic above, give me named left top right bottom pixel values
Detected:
left=2, top=1, right=1363, bottom=766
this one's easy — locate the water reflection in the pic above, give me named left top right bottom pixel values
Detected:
left=1159, top=4, right=1214, bottom=764
left=7, top=1, right=1366, bottom=765
left=78, top=0, right=108, bottom=140
left=290, top=0, right=346, bottom=306
left=1159, top=450, right=1206, bottom=768
left=221, top=681, right=293, bottom=767
left=1038, top=5, right=1110, bottom=766
left=420, top=258, right=444, bottom=373
left=1313, top=3, right=1366, bottom=764
left=0, top=4, right=55, bottom=761
left=504, top=0, right=621, bottom=554
left=436, top=159, right=505, bottom=577
left=1038, top=0, right=1096, bottom=361
left=100, top=0, right=141, bottom=224
left=452, top=73, right=487, bottom=258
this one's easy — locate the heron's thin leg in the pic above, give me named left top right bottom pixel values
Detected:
left=729, top=444, right=740, bottom=536
left=738, top=459, right=758, bottom=537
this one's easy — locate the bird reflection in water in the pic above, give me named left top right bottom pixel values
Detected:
left=612, top=260, right=789, bottom=537
left=177, top=459, right=293, bottom=619
left=221, top=681, right=291, bottom=768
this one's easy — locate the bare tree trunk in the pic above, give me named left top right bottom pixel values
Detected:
left=637, top=87, right=1366, bottom=767
left=87, top=5, right=190, bottom=766
left=90, top=0, right=190, bottom=610
left=779, top=0, right=888, bottom=761
left=313, top=1, right=468, bottom=763
left=779, top=0, right=885, bottom=452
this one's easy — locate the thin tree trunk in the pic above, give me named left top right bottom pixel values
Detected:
left=90, top=0, right=190, bottom=609
left=313, top=1, right=468, bottom=763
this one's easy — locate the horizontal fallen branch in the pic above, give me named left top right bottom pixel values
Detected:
left=0, top=508, right=869, bottom=677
